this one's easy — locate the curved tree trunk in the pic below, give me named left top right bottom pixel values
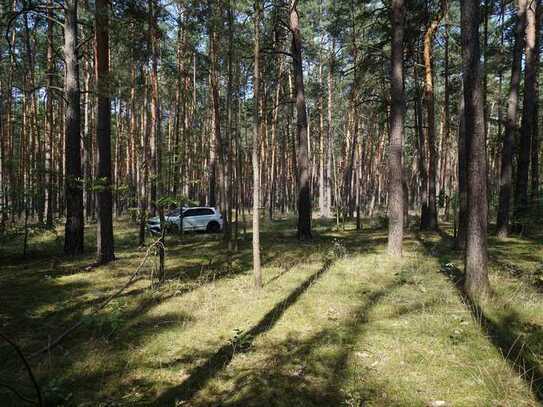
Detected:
left=420, top=6, right=443, bottom=231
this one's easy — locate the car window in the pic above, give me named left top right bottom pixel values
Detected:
left=183, top=209, right=198, bottom=217
left=184, top=208, right=214, bottom=217
left=167, top=209, right=180, bottom=217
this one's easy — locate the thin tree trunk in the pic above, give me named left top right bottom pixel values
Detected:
left=457, top=95, right=467, bottom=248
left=324, top=43, right=334, bottom=219
left=318, top=57, right=325, bottom=217
left=253, top=1, right=262, bottom=287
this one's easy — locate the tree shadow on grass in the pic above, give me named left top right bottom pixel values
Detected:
left=154, top=265, right=430, bottom=406
left=415, top=232, right=543, bottom=402
left=153, top=258, right=336, bottom=405
left=442, top=264, right=543, bottom=402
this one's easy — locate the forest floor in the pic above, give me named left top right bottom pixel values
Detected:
left=1, top=216, right=543, bottom=406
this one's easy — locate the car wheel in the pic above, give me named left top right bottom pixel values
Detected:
left=207, top=221, right=220, bottom=233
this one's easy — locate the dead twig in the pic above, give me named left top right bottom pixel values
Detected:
left=0, top=333, right=43, bottom=406
left=29, top=238, right=163, bottom=359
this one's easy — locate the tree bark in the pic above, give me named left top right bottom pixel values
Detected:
left=420, top=5, right=443, bottom=231
left=497, top=0, right=527, bottom=238
left=516, top=0, right=540, bottom=222
left=290, top=0, right=312, bottom=240
left=457, top=95, right=467, bottom=249
left=318, top=57, right=326, bottom=217
left=387, top=0, right=405, bottom=257
left=149, top=0, right=164, bottom=279
left=45, top=0, right=54, bottom=228
left=461, top=0, right=490, bottom=298
left=531, top=8, right=541, bottom=203
left=252, top=0, right=262, bottom=288
left=64, top=0, right=84, bottom=255
left=207, top=0, right=224, bottom=210
left=95, top=0, right=115, bottom=264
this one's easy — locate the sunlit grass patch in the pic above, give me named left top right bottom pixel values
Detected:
left=0, top=218, right=542, bottom=405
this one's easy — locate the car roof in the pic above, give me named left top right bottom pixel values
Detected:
left=183, top=206, right=216, bottom=211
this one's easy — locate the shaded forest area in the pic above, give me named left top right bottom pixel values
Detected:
left=1, top=0, right=543, bottom=405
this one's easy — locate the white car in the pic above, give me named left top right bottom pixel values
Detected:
left=147, top=207, right=224, bottom=235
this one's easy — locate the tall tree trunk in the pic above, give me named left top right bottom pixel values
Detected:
left=420, top=6, right=443, bottom=230
left=64, top=0, right=84, bottom=255
left=290, top=0, right=312, bottom=240
left=440, top=0, right=450, bottom=217
left=138, top=69, right=149, bottom=246
left=387, top=0, right=405, bottom=257
left=457, top=95, right=468, bottom=248
left=149, top=0, right=164, bottom=279
left=207, top=0, right=224, bottom=210
left=83, top=58, right=94, bottom=221
left=461, top=0, right=490, bottom=298
left=225, top=1, right=234, bottom=245
left=95, top=0, right=115, bottom=264
left=531, top=8, right=541, bottom=203
left=414, top=54, right=428, bottom=229
left=516, top=0, right=540, bottom=222
left=45, top=0, right=54, bottom=228
left=497, top=0, right=527, bottom=238
left=324, top=43, right=334, bottom=219
left=252, top=0, right=262, bottom=288
left=318, top=57, right=326, bottom=217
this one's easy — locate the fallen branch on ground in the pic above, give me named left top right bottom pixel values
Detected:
left=0, top=333, right=43, bottom=406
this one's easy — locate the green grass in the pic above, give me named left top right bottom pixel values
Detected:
left=1, top=216, right=542, bottom=406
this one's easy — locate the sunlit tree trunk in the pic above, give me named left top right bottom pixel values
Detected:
left=324, top=44, right=334, bottom=219
left=420, top=5, right=442, bottom=230
left=461, top=0, right=490, bottom=298
left=318, top=57, right=325, bottom=217
left=387, top=0, right=405, bottom=257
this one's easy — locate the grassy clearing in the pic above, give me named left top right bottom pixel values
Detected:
left=1, top=217, right=542, bottom=406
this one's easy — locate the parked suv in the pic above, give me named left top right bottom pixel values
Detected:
left=147, top=207, right=223, bottom=235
